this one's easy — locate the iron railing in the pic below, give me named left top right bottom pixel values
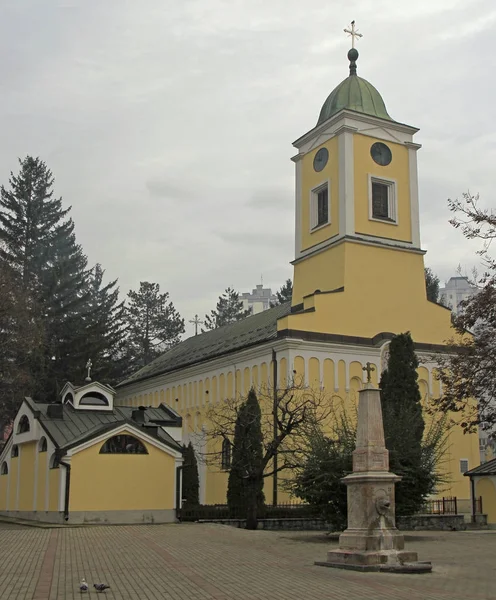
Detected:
left=421, top=496, right=483, bottom=515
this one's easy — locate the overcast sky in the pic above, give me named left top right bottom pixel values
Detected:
left=0, top=0, right=494, bottom=336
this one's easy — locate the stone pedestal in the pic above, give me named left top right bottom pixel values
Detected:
left=316, top=385, right=431, bottom=573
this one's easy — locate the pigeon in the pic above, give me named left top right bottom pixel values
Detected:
left=94, top=583, right=110, bottom=593
left=79, top=578, right=88, bottom=593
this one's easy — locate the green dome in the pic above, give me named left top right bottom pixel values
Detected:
left=317, top=71, right=392, bottom=125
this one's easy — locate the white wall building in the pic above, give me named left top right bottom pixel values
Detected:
left=241, top=284, right=277, bottom=315
left=439, top=276, right=479, bottom=315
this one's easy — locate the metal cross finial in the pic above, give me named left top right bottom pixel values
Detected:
left=85, top=359, right=92, bottom=382
left=344, top=20, right=363, bottom=48
left=189, top=314, right=204, bottom=336
left=362, top=362, right=375, bottom=383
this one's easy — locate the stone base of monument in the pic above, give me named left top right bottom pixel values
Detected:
left=315, top=549, right=432, bottom=573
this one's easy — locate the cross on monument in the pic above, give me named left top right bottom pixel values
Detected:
left=189, top=314, right=204, bottom=336
left=362, top=361, right=375, bottom=383
left=85, top=359, right=92, bottom=382
left=344, top=20, right=363, bottom=48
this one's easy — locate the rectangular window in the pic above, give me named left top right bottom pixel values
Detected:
left=317, top=188, right=328, bottom=226
left=460, top=459, right=469, bottom=473
left=310, top=182, right=330, bottom=230
left=369, top=176, right=397, bottom=223
left=372, top=182, right=389, bottom=220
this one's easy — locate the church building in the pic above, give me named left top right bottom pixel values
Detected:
left=0, top=379, right=184, bottom=523
left=116, top=38, right=479, bottom=504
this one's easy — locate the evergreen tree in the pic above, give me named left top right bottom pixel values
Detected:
left=125, top=281, right=185, bottom=369
left=227, top=388, right=265, bottom=529
left=425, top=268, right=440, bottom=303
left=182, top=442, right=200, bottom=506
left=380, top=332, right=429, bottom=516
left=81, top=264, right=127, bottom=384
left=0, top=259, right=42, bottom=432
left=203, top=287, right=251, bottom=330
left=271, top=279, right=293, bottom=307
left=0, top=157, right=92, bottom=400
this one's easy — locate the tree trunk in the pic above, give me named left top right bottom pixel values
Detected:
left=245, top=501, right=258, bottom=530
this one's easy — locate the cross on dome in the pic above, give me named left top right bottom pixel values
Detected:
left=344, top=20, right=363, bottom=49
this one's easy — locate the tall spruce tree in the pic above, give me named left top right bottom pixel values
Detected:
left=380, top=332, right=429, bottom=516
left=125, top=281, right=185, bottom=369
left=227, top=388, right=265, bottom=529
left=182, top=442, right=200, bottom=506
left=81, top=264, right=127, bottom=384
left=0, top=259, right=42, bottom=432
left=203, top=287, right=251, bottom=330
left=271, top=279, right=293, bottom=306
left=0, top=157, right=93, bottom=399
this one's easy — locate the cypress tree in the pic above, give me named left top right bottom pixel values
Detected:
left=227, top=388, right=265, bottom=529
left=182, top=442, right=200, bottom=506
left=380, top=332, right=428, bottom=515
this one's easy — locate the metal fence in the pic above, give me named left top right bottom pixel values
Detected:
left=177, top=502, right=319, bottom=522
left=421, top=496, right=483, bottom=515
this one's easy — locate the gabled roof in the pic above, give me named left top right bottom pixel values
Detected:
left=23, top=397, right=182, bottom=454
left=465, top=458, right=496, bottom=477
left=117, top=302, right=292, bottom=388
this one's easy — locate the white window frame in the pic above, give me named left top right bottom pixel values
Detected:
left=368, top=175, right=398, bottom=224
left=460, top=458, right=469, bottom=473
left=310, top=180, right=331, bottom=231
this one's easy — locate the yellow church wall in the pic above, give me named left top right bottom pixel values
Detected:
left=243, top=368, right=250, bottom=395
left=282, top=248, right=454, bottom=347
left=292, top=243, right=345, bottom=305
left=219, top=374, right=225, bottom=401
left=308, top=357, right=320, bottom=389
left=353, top=135, right=412, bottom=242
left=36, top=452, right=48, bottom=511
left=300, top=137, right=340, bottom=253
left=48, top=468, right=59, bottom=511
left=0, top=473, right=7, bottom=510
left=279, top=357, right=287, bottom=388
left=252, top=365, right=259, bottom=390
left=18, top=442, right=36, bottom=511
left=70, top=436, right=176, bottom=511
left=227, top=372, right=233, bottom=398
left=476, top=478, right=496, bottom=525
left=8, top=457, right=18, bottom=508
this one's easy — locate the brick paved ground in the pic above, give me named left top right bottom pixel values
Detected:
left=0, top=523, right=495, bottom=600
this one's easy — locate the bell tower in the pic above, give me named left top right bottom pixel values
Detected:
left=278, top=24, right=453, bottom=345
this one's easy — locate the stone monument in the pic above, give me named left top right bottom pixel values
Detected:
left=316, top=371, right=432, bottom=573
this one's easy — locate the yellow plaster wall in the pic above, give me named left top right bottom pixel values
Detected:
left=476, top=478, right=496, bottom=525
left=70, top=435, right=176, bottom=511
left=0, top=474, right=7, bottom=510
left=48, top=469, right=60, bottom=511
left=8, top=457, right=18, bottom=508
left=36, top=452, right=48, bottom=511
left=18, top=442, right=36, bottom=511
left=353, top=135, right=411, bottom=242
left=292, top=243, right=345, bottom=305
left=300, top=137, right=340, bottom=253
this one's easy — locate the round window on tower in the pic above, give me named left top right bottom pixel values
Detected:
left=371, top=142, right=392, bottom=166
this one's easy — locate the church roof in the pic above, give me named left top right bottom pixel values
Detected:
left=464, top=457, right=496, bottom=477
left=118, top=302, right=292, bottom=388
left=317, top=48, right=392, bottom=125
left=22, top=397, right=182, bottom=453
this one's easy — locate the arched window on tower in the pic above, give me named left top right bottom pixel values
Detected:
left=80, top=392, right=109, bottom=406
left=17, top=415, right=30, bottom=434
left=39, top=437, right=47, bottom=452
left=99, top=435, right=148, bottom=455
left=11, top=445, right=19, bottom=458
left=221, top=438, right=232, bottom=471
left=1, top=462, right=8, bottom=475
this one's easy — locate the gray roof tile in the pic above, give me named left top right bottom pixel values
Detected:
left=465, top=457, right=496, bottom=476
left=118, top=302, right=291, bottom=388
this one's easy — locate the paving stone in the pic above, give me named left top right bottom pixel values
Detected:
left=0, top=523, right=495, bottom=599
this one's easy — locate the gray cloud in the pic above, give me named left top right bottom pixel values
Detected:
left=0, top=0, right=494, bottom=337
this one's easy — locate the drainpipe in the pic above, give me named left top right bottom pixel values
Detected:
left=175, top=465, right=183, bottom=521
left=59, top=461, right=71, bottom=522
left=272, top=349, right=278, bottom=506
left=470, top=476, right=476, bottom=524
